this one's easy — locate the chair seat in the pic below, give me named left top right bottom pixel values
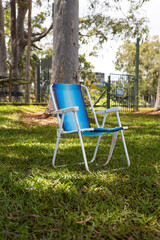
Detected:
left=80, top=127, right=123, bottom=136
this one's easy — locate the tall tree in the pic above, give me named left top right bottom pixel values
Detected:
left=52, top=0, right=79, bottom=84
left=0, top=0, right=7, bottom=101
left=25, top=0, right=32, bottom=103
left=10, top=0, right=17, bottom=78
left=15, top=0, right=52, bottom=75
left=0, top=0, right=7, bottom=76
left=45, top=0, right=79, bottom=114
left=154, top=77, right=160, bottom=110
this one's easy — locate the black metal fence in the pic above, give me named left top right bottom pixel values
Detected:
left=108, top=73, right=136, bottom=112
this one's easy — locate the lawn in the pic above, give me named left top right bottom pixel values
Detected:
left=0, top=105, right=160, bottom=239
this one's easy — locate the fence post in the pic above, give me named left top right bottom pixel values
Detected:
left=32, top=54, right=41, bottom=102
left=107, top=75, right=110, bottom=109
left=37, top=61, right=40, bottom=102
left=135, top=38, right=140, bottom=111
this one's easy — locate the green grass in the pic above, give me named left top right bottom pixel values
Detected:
left=0, top=105, right=160, bottom=239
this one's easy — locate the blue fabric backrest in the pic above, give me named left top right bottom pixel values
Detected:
left=53, top=83, right=91, bottom=131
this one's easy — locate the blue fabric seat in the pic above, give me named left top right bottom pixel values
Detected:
left=50, top=83, right=130, bottom=171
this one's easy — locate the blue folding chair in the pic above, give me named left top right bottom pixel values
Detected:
left=50, top=83, right=130, bottom=171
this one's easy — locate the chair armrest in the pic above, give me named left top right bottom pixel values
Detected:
left=53, top=106, right=79, bottom=115
left=96, top=107, right=122, bottom=114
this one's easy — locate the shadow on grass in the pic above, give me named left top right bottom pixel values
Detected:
left=0, top=145, right=159, bottom=239
left=0, top=112, right=160, bottom=239
left=0, top=123, right=159, bottom=173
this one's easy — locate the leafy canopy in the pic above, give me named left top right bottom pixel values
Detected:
left=79, top=0, right=149, bottom=47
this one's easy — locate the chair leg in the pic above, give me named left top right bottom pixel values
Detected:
left=91, top=112, right=107, bottom=163
left=91, top=135, right=101, bottom=163
left=52, top=114, right=64, bottom=168
left=116, top=111, right=130, bottom=166
left=74, top=112, right=90, bottom=172
left=52, top=130, right=61, bottom=168
left=78, top=131, right=90, bottom=172
left=104, top=132, right=118, bottom=166
left=120, top=130, right=130, bottom=166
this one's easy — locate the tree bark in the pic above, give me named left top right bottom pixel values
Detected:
left=0, top=0, right=7, bottom=101
left=45, top=0, right=79, bottom=114
left=52, top=0, right=79, bottom=84
left=154, top=77, right=160, bottom=111
left=25, top=0, right=32, bottom=103
left=17, top=0, right=28, bottom=74
left=0, top=0, right=7, bottom=76
left=11, top=0, right=17, bottom=79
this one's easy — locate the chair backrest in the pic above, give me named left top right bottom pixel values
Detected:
left=51, top=83, right=91, bottom=131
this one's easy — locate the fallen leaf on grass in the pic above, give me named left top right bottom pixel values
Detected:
left=76, top=216, right=92, bottom=224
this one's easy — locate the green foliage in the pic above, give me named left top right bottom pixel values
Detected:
left=115, top=36, right=160, bottom=97
left=32, top=12, right=49, bottom=30
left=3, top=0, right=52, bottom=61
left=79, top=54, right=96, bottom=84
left=3, top=3, right=10, bottom=37
left=79, top=0, right=149, bottom=49
left=0, top=105, right=160, bottom=239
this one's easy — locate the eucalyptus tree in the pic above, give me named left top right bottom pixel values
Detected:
left=0, top=0, right=7, bottom=101
left=154, top=77, right=160, bottom=110
left=45, top=0, right=79, bottom=113
left=0, top=0, right=7, bottom=76
left=25, top=0, right=32, bottom=103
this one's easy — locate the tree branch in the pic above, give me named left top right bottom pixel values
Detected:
left=31, top=43, right=42, bottom=50
left=31, top=23, right=53, bottom=43
left=23, top=23, right=53, bottom=48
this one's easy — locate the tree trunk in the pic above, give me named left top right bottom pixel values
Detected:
left=10, top=0, right=18, bottom=102
left=0, top=0, right=7, bottom=76
left=45, top=0, right=79, bottom=114
left=11, top=0, right=17, bottom=79
left=25, top=0, right=32, bottom=103
left=17, top=0, right=28, bottom=71
left=154, top=77, right=160, bottom=111
left=0, top=0, right=7, bottom=102
left=11, top=0, right=27, bottom=102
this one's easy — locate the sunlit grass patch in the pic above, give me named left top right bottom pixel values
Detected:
left=0, top=105, right=160, bottom=239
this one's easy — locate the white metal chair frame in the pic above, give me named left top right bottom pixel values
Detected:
left=50, top=84, right=130, bottom=172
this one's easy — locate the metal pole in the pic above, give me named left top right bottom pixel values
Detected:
left=107, top=75, right=110, bottom=109
left=52, top=1, right=54, bottom=20
left=37, top=60, right=40, bottom=102
left=135, top=38, right=140, bottom=111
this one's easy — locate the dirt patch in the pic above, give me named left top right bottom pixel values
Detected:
left=20, top=111, right=58, bottom=126
left=133, top=110, right=160, bottom=115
